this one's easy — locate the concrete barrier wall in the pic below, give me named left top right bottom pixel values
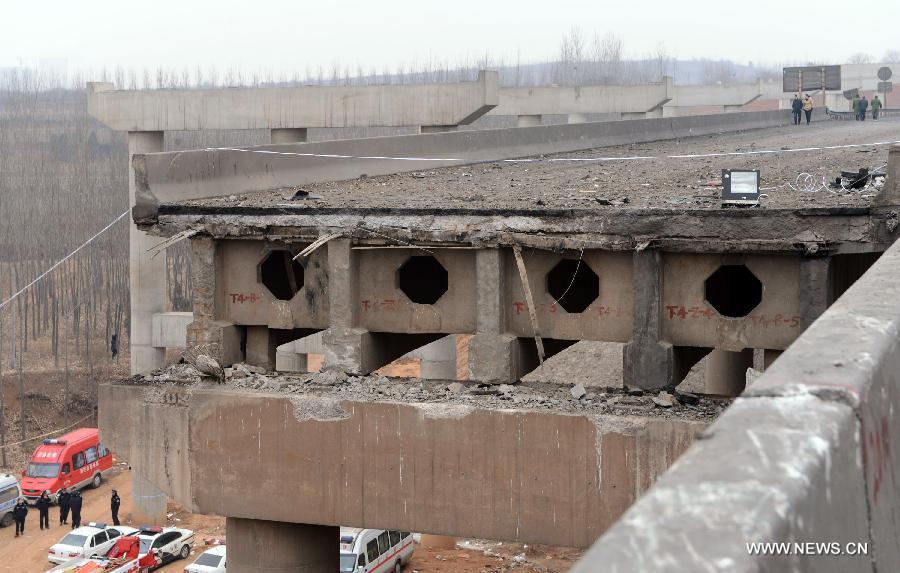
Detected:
left=134, top=109, right=796, bottom=220
left=571, top=239, right=900, bottom=571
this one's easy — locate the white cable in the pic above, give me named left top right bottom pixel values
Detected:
left=206, top=138, right=900, bottom=164
left=0, top=210, right=129, bottom=312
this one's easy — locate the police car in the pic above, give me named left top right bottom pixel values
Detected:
left=48, top=523, right=139, bottom=564
left=0, top=473, right=22, bottom=528
left=185, top=544, right=226, bottom=572
left=136, top=526, right=195, bottom=567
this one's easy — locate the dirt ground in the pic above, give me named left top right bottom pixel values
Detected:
left=0, top=464, right=224, bottom=573
left=185, top=117, right=900, bottom=212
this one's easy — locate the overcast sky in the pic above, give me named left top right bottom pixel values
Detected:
left=2, top=0, right=897, bottom=75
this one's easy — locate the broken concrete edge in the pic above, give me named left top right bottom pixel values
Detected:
left=131, top=109, right=798, bottom=215
left=571, top=240, right=900, bottom=572
left=139, top=208, right=889, bottom=258
left=99, top=380, right=709, bottom=547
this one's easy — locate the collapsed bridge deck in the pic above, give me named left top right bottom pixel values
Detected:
left=135, top=121, right=900, bottom=393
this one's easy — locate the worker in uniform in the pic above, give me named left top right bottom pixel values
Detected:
left=13, top=498, right=28, bottom=538
left=70, top=490, right=83, bottom=529
left=58, top=487, right=70, bottom=525
left=37, top=491, right=51, bottom=530
left=871, top=95, right=882, bottom=120
left=110, top=490, right=121, bottom=526
left=859, top=95, right=869, bottom=121
left=852, top=94, right=861, bottom=120
left=791, top=94, right=803, bottom=125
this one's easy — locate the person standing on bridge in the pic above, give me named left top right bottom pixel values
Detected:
left=110, top=490, right=121, bottom=526
left=872, top=95, right=882, bottom=120
left=803, top=94, right=814, bottom=125
left=791, top=94, right=803, bottom=125
left=859, top=95, right=869, bottom=121
left=37, top=491, right=51, bottom=530
left=70, top=490, right=83, bottom=529
left=58, top=487, right=70, bottom=526
left=12, top=498, right=28, bottom=538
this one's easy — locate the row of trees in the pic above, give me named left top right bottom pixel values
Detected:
left=847, top=50, right=900, bottom=64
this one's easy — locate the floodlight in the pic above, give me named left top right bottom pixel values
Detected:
left=721, top=169, right=760, bottom=206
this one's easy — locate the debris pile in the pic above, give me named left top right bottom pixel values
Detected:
left=131, top=362, right=728, bottom=420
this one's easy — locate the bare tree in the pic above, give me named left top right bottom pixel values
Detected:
left=847, top=52, right=874, bottom=64
left=883, top=49, right=900, bottom=63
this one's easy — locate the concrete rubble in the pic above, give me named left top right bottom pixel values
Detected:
left=134, top=362, right=728, bottom=421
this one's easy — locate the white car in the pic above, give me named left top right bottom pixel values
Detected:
left=185, top=545, right=226, bottom=572
left=48, top=523, right=138, bottom=564
left=136, top=526, right=195, bottom=568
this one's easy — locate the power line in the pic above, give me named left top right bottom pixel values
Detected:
left=0, top=210, right=129, bottom=313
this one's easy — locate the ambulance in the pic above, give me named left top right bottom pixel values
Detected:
left=20, top=428, right=114, bottom=503
left=0, top=473, right=23, bottom=527
left=339, top=528, right=415, bottom=573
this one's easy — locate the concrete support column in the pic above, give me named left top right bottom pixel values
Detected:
left=185, top=237, right=243, bottom=366
left=799, top=257, right=833, bottom=330
left=271, top=128, right=308, bottom=144
left=469, top=248, right=525, bottom=384
left=517, top=114, right=542, bottom=127
left=322, top=238, right=366, bottom=373
left=131, top=472, right=167, bottom=525
left=623, top=251, right=675, bottom=391
left=416, top=335, right=458, bottom=380
left=129, top=131, right=166, bottom=375
left=227, top=517, right=338, bottom=573
left=704, top=349, right=753, bottom=396
left=246, top=326, right=278, bottom=370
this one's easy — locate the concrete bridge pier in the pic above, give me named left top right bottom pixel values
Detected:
left=228, top=517, right=338, bottom=573
left=131, top=472, right=167, bottom=525
left=128, top=131, right=166, bottom=375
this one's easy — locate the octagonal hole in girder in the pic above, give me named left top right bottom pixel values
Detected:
left=398, top=256, right=448, bottom=305
left=704, top=264, right=762, bottom=318
left=260, top=250, right=305, bottom=301
left=547, top=259, right=600, bottom=314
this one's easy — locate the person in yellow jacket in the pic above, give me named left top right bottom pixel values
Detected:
left=802, top=94, right=814, bottom=125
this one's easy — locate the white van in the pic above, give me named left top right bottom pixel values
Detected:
left=0, top=474, right=22, bottom=528
left=339, top=528, right=414, bottom=573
